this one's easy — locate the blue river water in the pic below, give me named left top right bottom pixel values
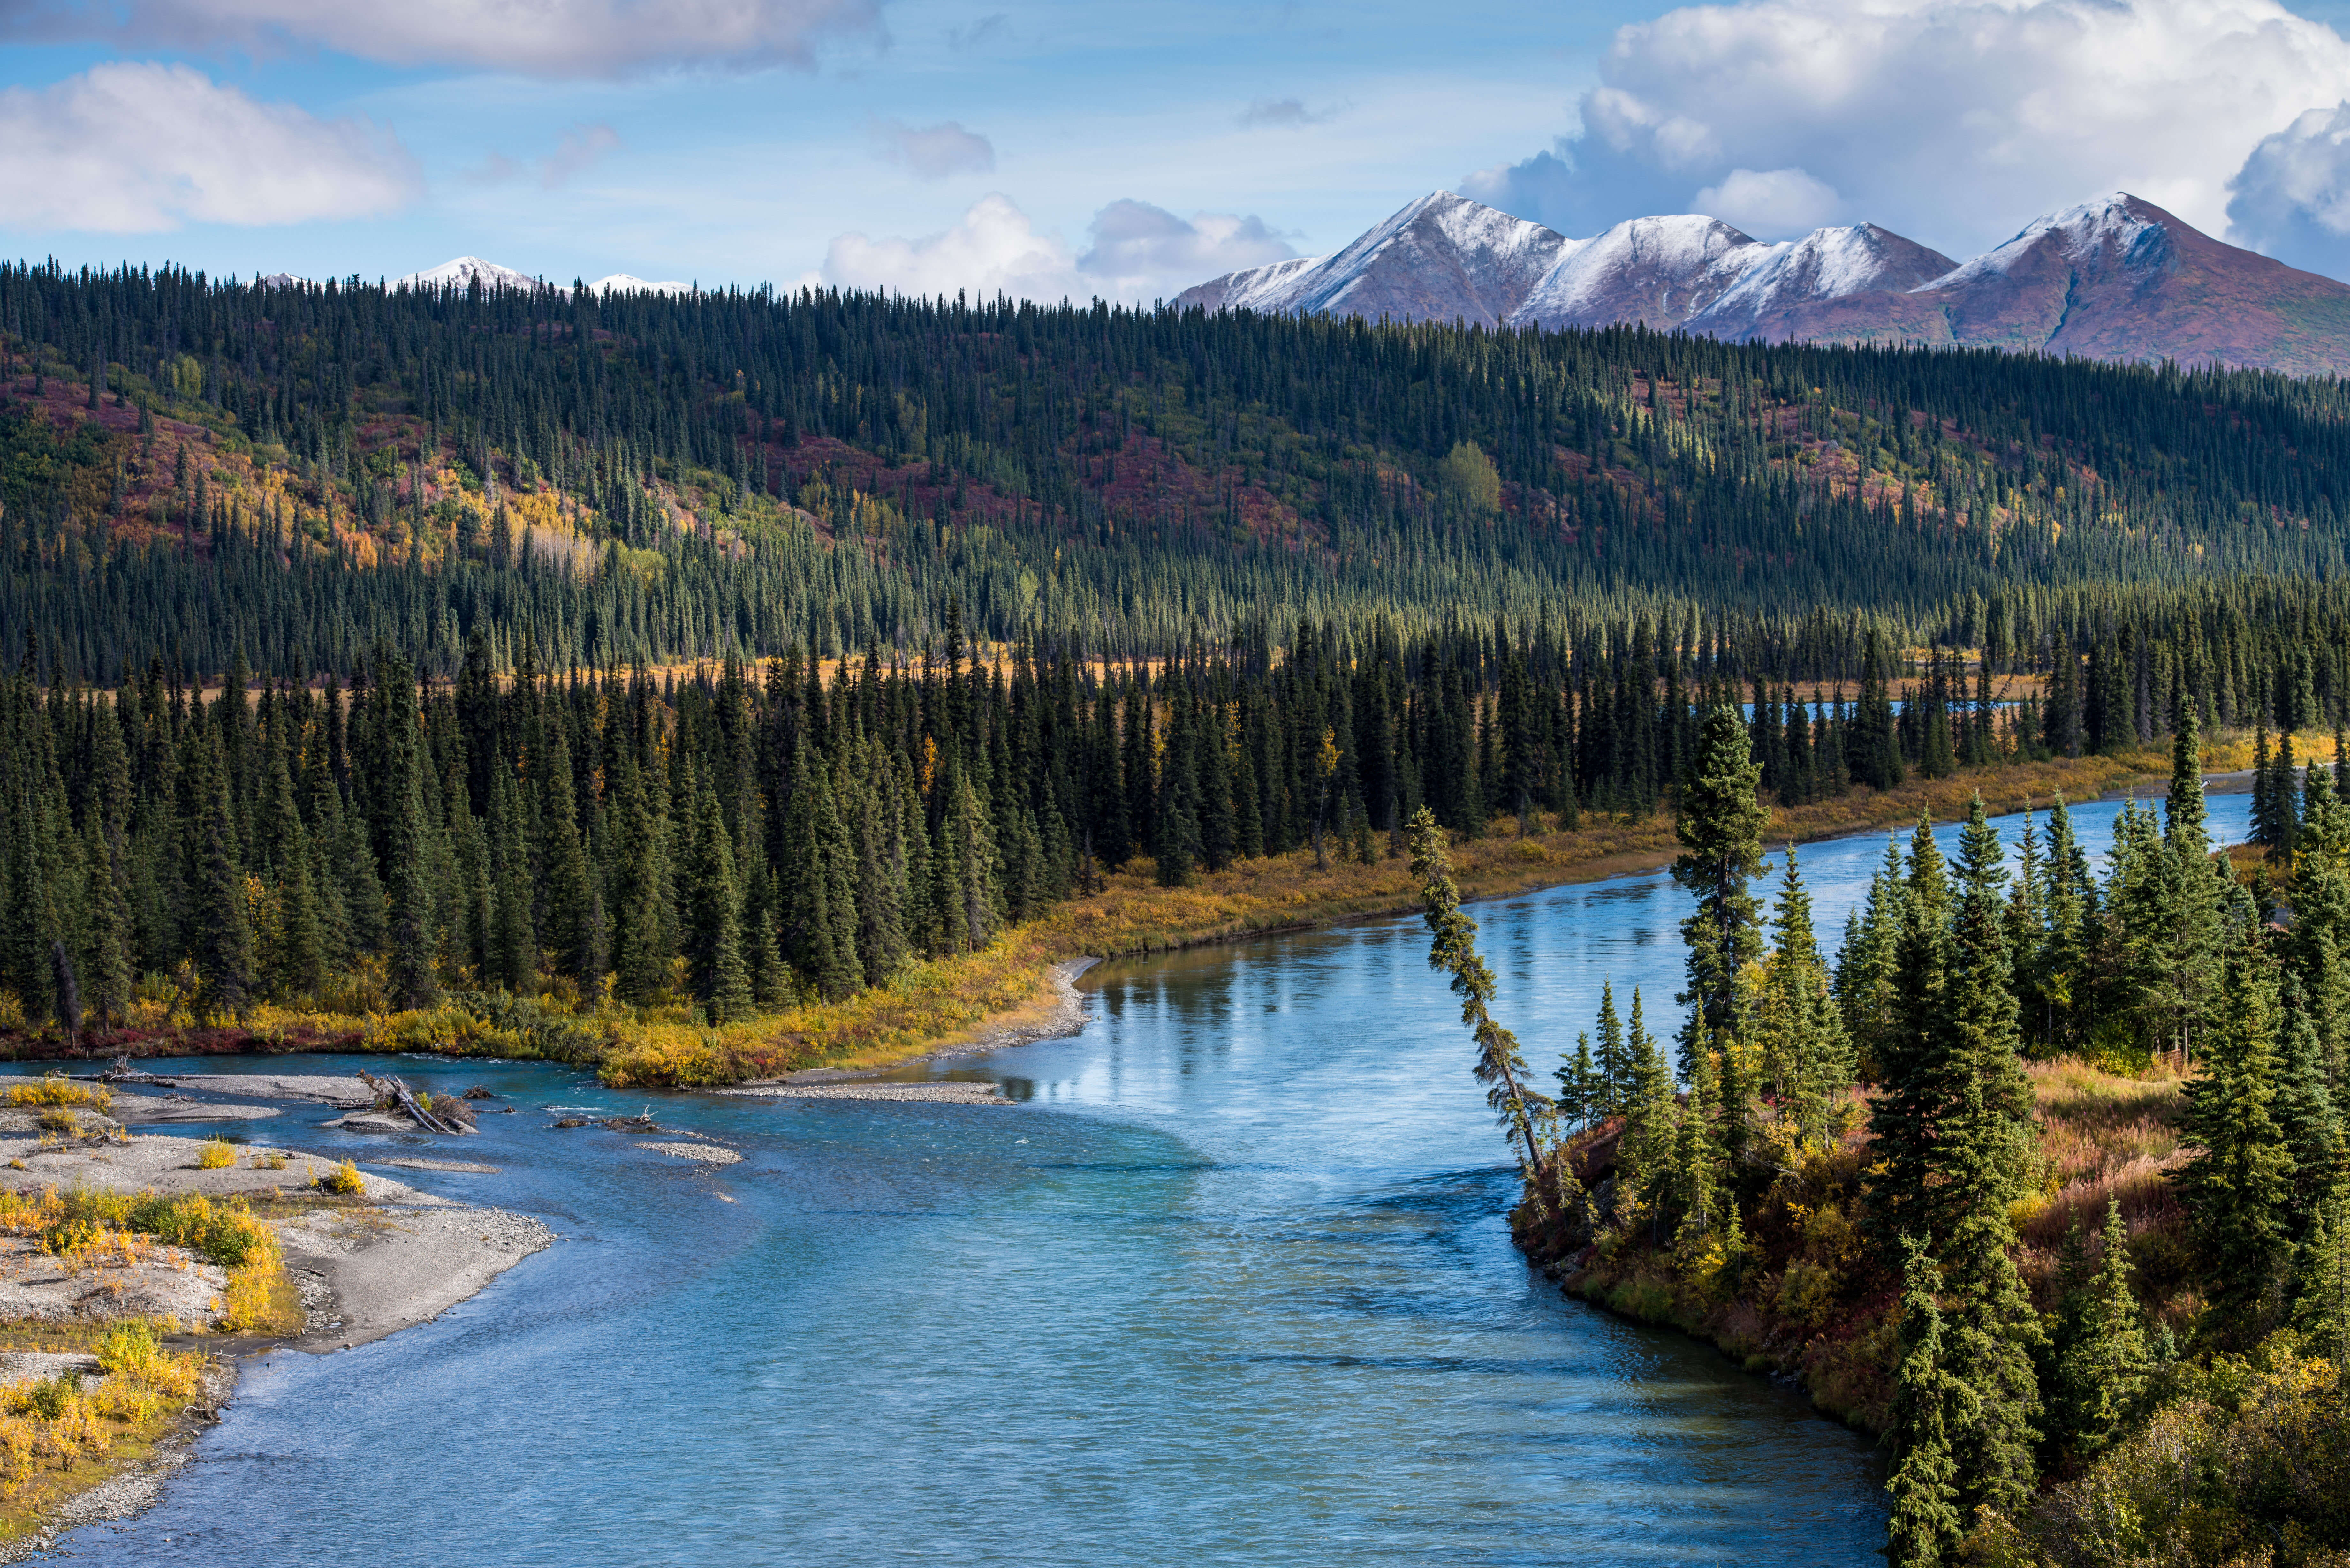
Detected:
left=33, top=785, right=2248, bottom=1567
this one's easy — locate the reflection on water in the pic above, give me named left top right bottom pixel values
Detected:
left=52, top=791, right=2240, bottom=1566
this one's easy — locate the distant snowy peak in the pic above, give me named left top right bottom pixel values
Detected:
left=1914, top=192, right=2167, bottom=295
left=395, top=256, right=540, bottom=293
left=1508, top=215, right=1767, bottom=331
left=1177, top=256, right=1325, bottom=314
left=1689, top=224, right=1959, bottom=333
left=1175, top=192, right=1571, bottom=328
left=257, top=272, right=311, bottom=290
left=587, top=273, right=691, bottom=296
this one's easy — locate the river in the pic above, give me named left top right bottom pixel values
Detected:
left=47, top=788, right=2249, bottom=1566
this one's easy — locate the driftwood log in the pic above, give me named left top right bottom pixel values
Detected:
left=357, top=1071, right=465, bottom=1135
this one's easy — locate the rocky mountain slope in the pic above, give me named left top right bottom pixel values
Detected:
left=1172, top=192, right=1572, bottom=329
left=1179, top=190, right=2350, bottom=374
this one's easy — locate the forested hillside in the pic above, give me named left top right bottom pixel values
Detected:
left=8, top=263, right=2350, bottom=684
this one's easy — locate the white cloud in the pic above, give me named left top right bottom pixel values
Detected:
left=2, top=0, right=880, bottom=79
left=0, top=62, right=418, bottom=234
left=2227, top=102, right=2350, bottom=276
left=1078, top=200, right=1295, bottom=294
left=873, top=120, right=997, bottom=180
left=1693, top=166, right=1840, bottom=235
left=818, top=194, right=1298, bottom=303
left=822, top=193, right=1076, bottom=299
left=1464, top=0, right=2350, bottom=255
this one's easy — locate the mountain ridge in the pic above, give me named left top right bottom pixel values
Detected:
left=1176, top=191, right=2350, bottom=375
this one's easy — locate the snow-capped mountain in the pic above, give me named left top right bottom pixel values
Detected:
left=394, top=256, right=540, bottom=293
left=1682, top=224, right=1957, bottom=338
left=256, top=272, right=311, bottom=290
left=587, top=273, right=690, bottom=296
left=1507, top=215, right=1769, bottom=331
left=1175, top=192, right=1573, bottom=329
left=1178, top=256, right=1323, bottom=315
left=1177, top=189, right=2350, bottom=373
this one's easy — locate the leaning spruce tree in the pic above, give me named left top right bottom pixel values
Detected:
left=1410, top=807, right=1562, bottom=1210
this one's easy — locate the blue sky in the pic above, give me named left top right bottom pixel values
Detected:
left=11, top=0, right=2350, bottom=296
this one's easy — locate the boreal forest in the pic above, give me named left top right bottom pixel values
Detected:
left=2, top=263, right=2350, bottom=1565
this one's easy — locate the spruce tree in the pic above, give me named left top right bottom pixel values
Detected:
left=377, top=656, right=438, bottom=1009
left=1617, top=989, right=1678, bottom=1230
left=1593, top=978, right=1630, bottom=1117
left=1951, top=796, right=2033, bottom=1192
left=779, top=741, right=859, bottom=996
left=683, top=776, right=751, bottom=1021
left=1671, top=704, right=1768, bottom=1075
left=2293, top=1145, right=2350, bottom=1368
left=1867, top=817, right=1963, bottom=1267
left=538, top=734, right=600, bottom=986
left=1837, top=834, right=1908, bottom=1076
left=2175, top=926, right=2294, bottom=1329
left=1885, top=1235, right=1972, bottom=1568
left=79, top=813, right=134, bottom=1027
left=1939, top=1072, right=2045, bottom=1519
left=1754, top=846, right=1853, bottom=1149
left=189, top=756, right=254, bottom=1017
left=1408, top=807, right=1559, bottom=1203
left=2053, top=1196, right=2151, bottom=1458
left=1558, top=1031, right=1598, bottom=1133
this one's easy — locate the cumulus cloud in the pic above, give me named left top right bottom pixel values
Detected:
left=2227, top=102, right=2350, bottom=276
left=821, top=194, right=1075, bottom=299
left=1463, top=0, right=2350, bottom=253
left=1693, top=166, right=1840, bottom=234
left=873, top=120, right=996, bottom=180
left=0, top=62, right=418, bottom=233
left=0, top=0, right=879, bottom=78
left=818, top=195, right=1297, bottom=303
left=1239, top=97, right=1329, bottom=129
left=1077, top=200, right=1296, bottom=295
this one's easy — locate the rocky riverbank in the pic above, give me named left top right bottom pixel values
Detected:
left=0, top=1077, right=553, bottom=1548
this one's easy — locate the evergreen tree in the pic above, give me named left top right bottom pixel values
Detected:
left=2293, top=1146, right=2350, bottom=1368
left=1939, top=1071, right=2046, bottom=1519
left=1594, top=979, right=1631, bottom=1117
left=376, top=655, right=438, bottom=1008
left=2174, top=926, right=2294, bottom=1330
left=1885, top=1235, right=1973, bottom=1568
left=1866, top=817, right=1964, bottom=1267
left=2053, top=1196, right=2151, bottom=1458
left=1951, top=796, right=2034, bottom=1194
left=1409, top=806, right=1559, bottom=1203
left=1558, top=1031, right=1599, bottom=1134
left=1837, top=834, right=1908, bottom=1076
left=1672, top=705, right=1768, bottom=1075
left=188, top=748, right=254, bottom=1017
left=682, top=776, right=751, bottom=1021
left=1753, top=846, right=1853, bottom=1149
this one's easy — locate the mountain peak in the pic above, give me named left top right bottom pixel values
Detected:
left=1175, top=191, right=1569, bottom=328
left=395, top=256, right=539, bottom=292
